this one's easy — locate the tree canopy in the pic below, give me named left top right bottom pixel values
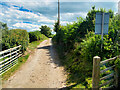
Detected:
left=40, top=25, right=52, bottom=38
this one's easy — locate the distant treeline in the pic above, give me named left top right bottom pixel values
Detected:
left=0, top=22, right=52, bottom=51
left=29, top=31, right=47, bottom=43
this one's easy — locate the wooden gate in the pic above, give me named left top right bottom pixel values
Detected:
left=92, top=55, right=120, bottom=89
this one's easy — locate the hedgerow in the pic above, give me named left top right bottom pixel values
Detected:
left=52, top=6, right=120, bottom=88
left=2, top=29, right=29, bottom=51
left=29, top=31, right=47, bottom=43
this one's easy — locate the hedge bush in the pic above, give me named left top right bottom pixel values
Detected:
left=2, top=29, right=29, bottom=51
left=29, top=31, right=47, bottom=43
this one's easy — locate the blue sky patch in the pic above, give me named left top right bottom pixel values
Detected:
left=18, top=6, right=32, bottom=12
left=0, top=2, right=10, bottom=8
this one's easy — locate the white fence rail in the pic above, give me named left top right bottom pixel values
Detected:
left=0, top=45, right=22, bottom=75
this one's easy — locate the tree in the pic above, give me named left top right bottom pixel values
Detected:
left=40, top=25, right=52, bottom=38
left=0, top=22, right=10, bottom=50
left=53, top=21, right=60, bottom=33
left=0, top=22, right=8, bottom=30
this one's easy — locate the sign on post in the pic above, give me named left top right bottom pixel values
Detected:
left=95, top=12, right=109, bottom=35
left=95, top=12, right=109, bottom=50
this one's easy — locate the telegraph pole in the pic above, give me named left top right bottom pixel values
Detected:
left=118, top=1, right=120, bottom=15
left=58, top=0, right=60, bottom=26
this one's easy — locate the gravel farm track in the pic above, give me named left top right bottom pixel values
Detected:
left=3, top=39, right=67, bottom=88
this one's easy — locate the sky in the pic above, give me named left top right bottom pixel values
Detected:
left=0, top=0, right=119, bottom=33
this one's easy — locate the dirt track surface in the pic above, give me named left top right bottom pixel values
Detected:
left=3, top=39, right=67, bottom=88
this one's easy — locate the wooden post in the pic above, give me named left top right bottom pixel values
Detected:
left=92, top=56, right=101, bottom=89
left=114, top=67, right=118, bottom=88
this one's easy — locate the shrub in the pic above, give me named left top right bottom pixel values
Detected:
left=9, top=29, right=29, bottom=51
left=2, top=29, right=29, bottom=52
left=29, top=31, right=47, bottom=42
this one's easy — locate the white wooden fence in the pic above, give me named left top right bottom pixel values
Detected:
left=0, top=45, right=22, bottom=75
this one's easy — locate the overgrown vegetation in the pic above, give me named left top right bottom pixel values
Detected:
left=52, top=6, right=120, bottom=88
left=1, top=23, right=29, bottom=52
left=29, top=31, right=47, bottom=43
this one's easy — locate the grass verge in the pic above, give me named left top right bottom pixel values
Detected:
left=52, top=43, right=87, bottom=89
left=2, top=39, right=47, bottom=82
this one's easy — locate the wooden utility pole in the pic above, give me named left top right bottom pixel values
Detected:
left=58, top=0, right=60, bottom=26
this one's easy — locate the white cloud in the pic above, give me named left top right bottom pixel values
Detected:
left=0, top=12, right=4, bottom=16
left=0, top=4, right=55, bottom=31
left=61, top=12, right=87, bottom=18
left=60, top=21, right=73, bottom=25
left=38, top=17, right=55, bottom=23
left=41, top=24, right=54, bottom=28
left=13, top=22, right=40, bottom=31
left=60, top=12, right=87, bottom=23
left=7, top=6, right=54, bottom=24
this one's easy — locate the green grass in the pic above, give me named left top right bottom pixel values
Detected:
left=53, top=43, right=89, bottom=89
left=72, top=84, right=85, bottom=89
left=0, top=58, right=3, bottom=62
left=1, top=38, right=47, bottom=81
left=28, top=40, right=43, bottom=50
